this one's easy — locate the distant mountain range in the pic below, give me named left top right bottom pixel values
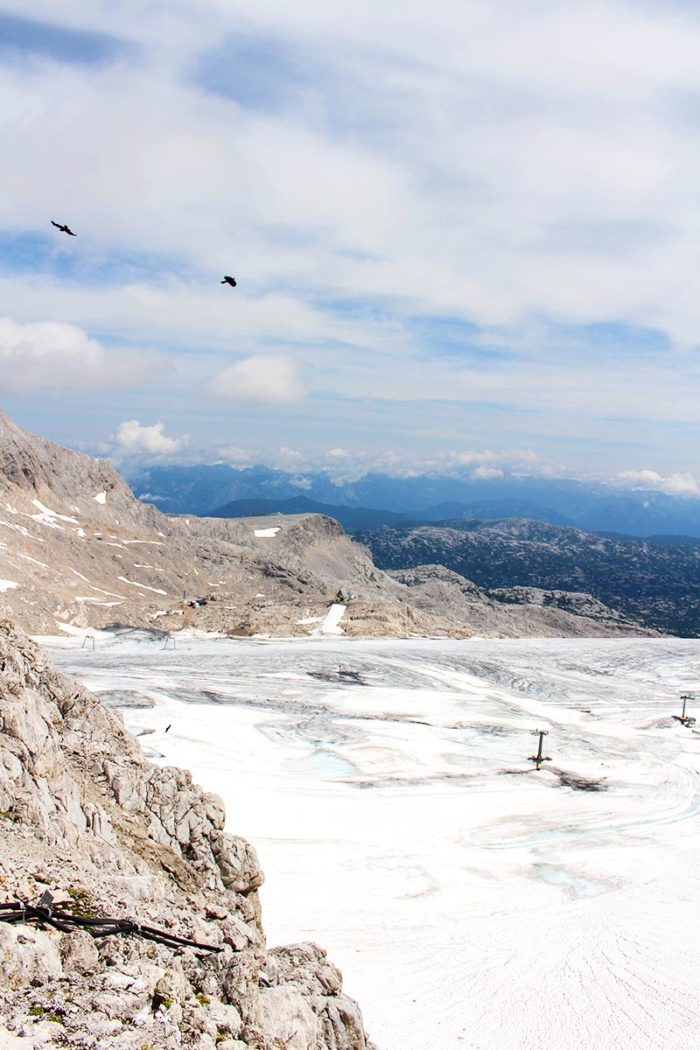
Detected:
left=129, top=463, right=700, bottom=538
left=356, top=519, right=700, bottom=637
left=209, top=495, right=409, bottom=531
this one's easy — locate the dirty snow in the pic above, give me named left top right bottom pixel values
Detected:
left=0, top=519, right=41, bottom=540
left=74, top=597, right=123, bottom=606
left=0, top=579, right=18, bottom=592
left=46, top=635, right=700, bottom=1050
left=16, top=553, right=49, bottom=569
left=117, top=576, right=167, bottom=595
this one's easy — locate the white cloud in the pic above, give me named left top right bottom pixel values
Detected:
left=115, top=420, right=189, bottom=456
left=278, top=447, right=303, bottom=460
left=0, top=317, right=161, bottom=393
left=421, top=448, right=544, bottom=479
left=217, top=446, right=253, bottom=464
left=209, top=356, right=306, bottom=404
left=222, top=443, right=552, bottom=483
left=614, top=470, right=700, bottom=498
left=472, top=466, right=504, bottom=481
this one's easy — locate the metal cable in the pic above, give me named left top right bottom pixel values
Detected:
left=0, top=899, right=223, bottom=953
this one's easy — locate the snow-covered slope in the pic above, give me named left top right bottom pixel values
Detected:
left=48, top=632, right=700, bottom=1050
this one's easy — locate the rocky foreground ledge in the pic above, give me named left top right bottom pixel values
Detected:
left=0, top=620, right=374, bottom=1049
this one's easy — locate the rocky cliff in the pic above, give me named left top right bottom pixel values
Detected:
left=0, top=619, right=373, bottom=1049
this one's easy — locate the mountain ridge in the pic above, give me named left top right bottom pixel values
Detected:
left=128, top=462, right=700, bottom=538
left=0, top=412, right=652, bottom=639
left=210, top=495, right=410, bottom=531
left=357, top=518, right=700, bottom=636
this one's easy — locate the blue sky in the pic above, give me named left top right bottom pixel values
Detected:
left=1, top=0, right=700, bottom=497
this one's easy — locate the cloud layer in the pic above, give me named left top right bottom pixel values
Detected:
left=1, top=0, right=700, bottom=482
left=615, top=470, right=700, bottom=498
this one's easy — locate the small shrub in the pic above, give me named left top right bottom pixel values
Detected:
left=64, top=886, right=98, bottom=919
left=28, top=1004, right=63, bottom=1024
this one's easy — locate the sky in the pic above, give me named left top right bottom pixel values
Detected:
left=1, top=0, right=700, bottom=495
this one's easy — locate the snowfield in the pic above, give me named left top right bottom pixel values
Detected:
left=46, top=635, right=700, bottom=1050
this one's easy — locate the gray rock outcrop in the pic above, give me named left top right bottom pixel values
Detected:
left=0, top=619, right=375, bottom=1049
left=387, top=564, right=652, bottom=637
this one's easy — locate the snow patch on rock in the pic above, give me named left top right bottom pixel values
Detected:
left=29, top=499, right=79, bottom=527
left=117, top=576, right=168, bottom=595
left=314, top=604, right=346, bottom=636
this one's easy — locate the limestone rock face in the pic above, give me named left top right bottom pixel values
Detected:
left=0, top=619, right=376, bottom=1049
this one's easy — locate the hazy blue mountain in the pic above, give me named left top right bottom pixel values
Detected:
left=419, top=499, right=574, bottom=526
left=129, top=464, right=341, bottom=515
left=643, top=535, right=700, bottom=548
left=210, top=495, right=409, bottom=531
left=126, top=464, right=700, bottom=538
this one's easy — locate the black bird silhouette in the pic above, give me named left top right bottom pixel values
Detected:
left=51, top=220, right=76, bottom=237
left=164, top=724, right=172, bottom=734
left=221, top=275, right=237, bottom=287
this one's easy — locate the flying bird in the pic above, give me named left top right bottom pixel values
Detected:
left=51, top=220, right=76, bottom=237
left=164, top=724, right=172, bottom=734
left=221, top=275, right=237, bottom=288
